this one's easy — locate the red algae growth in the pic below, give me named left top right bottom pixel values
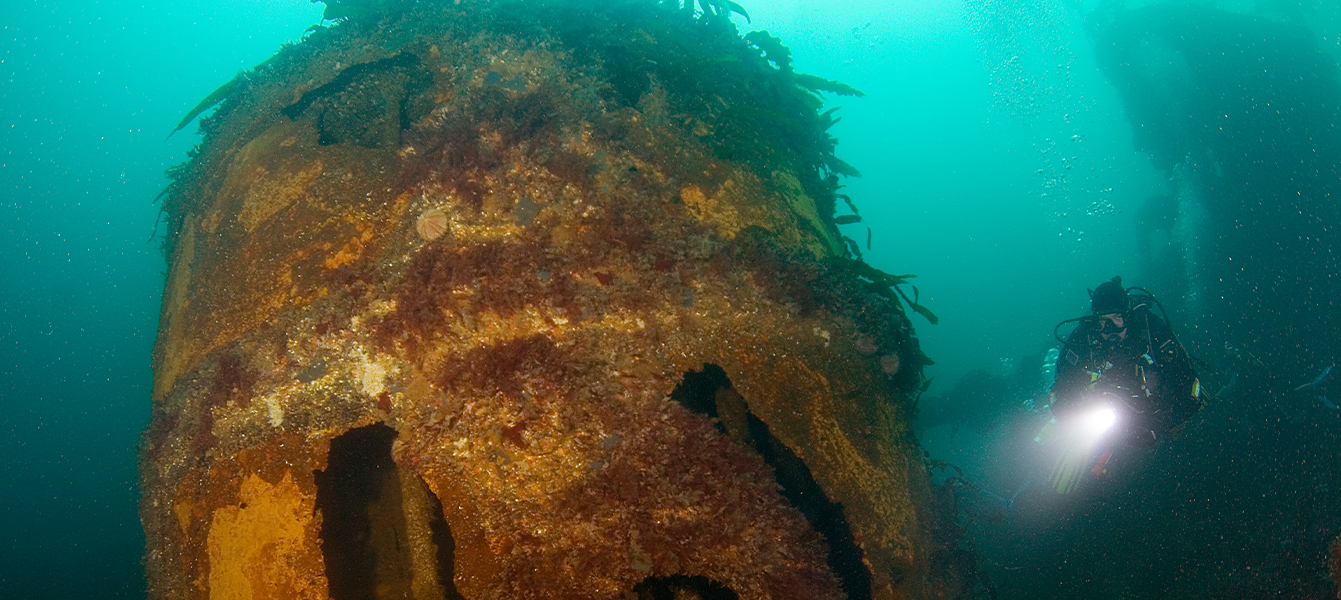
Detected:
left=140, top=0, right=965, bottom=598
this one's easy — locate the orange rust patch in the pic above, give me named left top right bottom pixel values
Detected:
left=207, top=471, right=326, bottom=600
left=324, top=223, right=375, bottom=270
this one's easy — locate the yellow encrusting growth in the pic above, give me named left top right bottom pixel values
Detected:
left=680, top=184, right=743, bottom=238
left=206, top=472, right=324, bottom=600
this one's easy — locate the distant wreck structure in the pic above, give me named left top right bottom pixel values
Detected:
left=141, top=0, right=955, bottom=598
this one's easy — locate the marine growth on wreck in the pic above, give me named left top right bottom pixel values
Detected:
left=140, top=0, right=957, bottom=598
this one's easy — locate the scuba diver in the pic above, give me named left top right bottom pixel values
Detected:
left=1042, top=276, right=1203, bottom=493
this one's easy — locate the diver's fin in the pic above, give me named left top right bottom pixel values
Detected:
left=1049, top=445, right=1088, bottom=494
left=1321, top=396, right=1338, bottom=410
left=1090, top=446, right=1114, bottom=477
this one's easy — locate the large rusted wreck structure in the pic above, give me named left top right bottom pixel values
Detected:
left=141, top=0, right=958, bottom=598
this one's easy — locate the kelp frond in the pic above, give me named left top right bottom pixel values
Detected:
left=830, top=257, right=940, bottom=325
left=168, top=75, right=246, bottom=139
left=823, top=154, right=861, bottom=177
left=744, top=30, right=793, bottom=72
left=660, top=0, right=749, bottom=22
left=794, top=73, right=865, bottom=97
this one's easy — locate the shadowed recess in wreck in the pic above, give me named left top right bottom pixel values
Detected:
left=670, top=364, right=874, bottom=600
left=633, top=574, right=739, bottom=600
left=315, top=423, right=465, bottom=600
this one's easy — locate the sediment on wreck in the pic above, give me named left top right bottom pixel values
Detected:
left=140, top=1, right=959, bottom=598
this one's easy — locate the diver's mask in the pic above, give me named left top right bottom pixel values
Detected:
left=1094, top=312, right=1128, bottom=341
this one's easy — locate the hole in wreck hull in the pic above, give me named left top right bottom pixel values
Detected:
left=670, top=365, right=874, bottom=600
left=633, top=574, right=739, bottom=600
left=314, top=422, right=466, bottom=600
left=427, top=488, right=467, bottom=600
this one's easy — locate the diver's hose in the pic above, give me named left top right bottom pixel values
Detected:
left=1053, top=316, right=1094, bottom=345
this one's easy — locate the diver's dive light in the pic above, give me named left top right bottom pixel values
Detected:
left=1078, top=404, right=1118, bottom=440
left=1032, top=401, right=1120, bottom=446
left=1040, top=400, right=1124, bottom=494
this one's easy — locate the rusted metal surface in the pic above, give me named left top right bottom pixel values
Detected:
left=141, top=2, right=948, bottom=598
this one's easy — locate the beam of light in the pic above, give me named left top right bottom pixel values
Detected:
left=1080, top=405, right=1117, bottom=438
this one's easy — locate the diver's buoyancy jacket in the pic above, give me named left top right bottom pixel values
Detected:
left=1050, top=290, right=1200, bottom=444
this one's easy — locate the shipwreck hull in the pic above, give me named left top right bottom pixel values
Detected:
left=141, top=2, right=948, bottom=598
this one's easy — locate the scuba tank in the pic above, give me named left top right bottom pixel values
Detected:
left=1042, top=347, right=1060, bottom=390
